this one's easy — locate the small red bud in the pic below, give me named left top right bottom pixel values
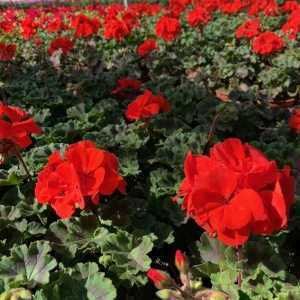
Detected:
left=147, top=268, right=173, bottom=290
left=175, top=250, right=189, bottom=274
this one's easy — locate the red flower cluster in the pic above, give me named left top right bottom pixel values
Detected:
left=219, top=0, right=244, bottom=14
left=252, top=31, right=285, bottom=55
left=35, top=140, right=126, bottom=219
left=112, top=77, right=142, bottom=96
left=70, top=14, right=100, bottom=38
left=21, top=17, right=39, bottom=40
left=103, top=17, right=132, bottom=41
left=177, top=138, right=294, bottom=246
left=281, top=7, right=300, bottom=40
left=187, top=6, right=211, bottom=27
left=48, top=37, right=74, bottom=55
left=147, top=269, right=173, bottom=290
left=125, top=89, right=171, bottom=121
left=137, top=39, right=157, bottom=57
left=155, top=16, right=181, bottom=42
left=289, top=108, right=300, bottom=133
left=0, top=102, right=42, bottom=149
left=235, top=19, right=261, bottom=39
left=0, top=43, right=16, bottom=61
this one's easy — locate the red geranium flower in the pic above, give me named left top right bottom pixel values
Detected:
left=46, top=16, right=69, bottom=33
left=168, top=0, right=190, bottom=18
left=193, top=0, right=219, bottom=13
left=186, top=6, right=211, bottom=27
left=147, top=269, right=173, bottom=290
left=0, top=20, right=15, bottom=33
left=0, top=101, right=42, bottom=149
left=125, top=89, right=171, bottom=121
left=21, top=17, right=39, bottom=40
left=235, top=19, right=261, bottom=39
left=218, top=0, right=244, bottom=14
left=70, top=14, right=100, bottom=38
left=248, top=0, right=279, bottom=16
left=48, top=37, right=74, bottom=55
left=155, top=16, right=181, bottom=42
left=289, top=108, right=300, bottom=133
left=0, top=43, right=16, bottom=61
left=112, top=77, right=142, bottom=96
left=35, top=140, right=126, bottom=219
left=281, top=9, right=300, bottom=40
left=103, top=17, right=131, bottom=41
left=137, top=39, right=157, bottom=57
left=177, top=138, right=294, bottom=246
left=281, top=1, right=299, bottom=13
left=252, top=32, right=285, bottom=55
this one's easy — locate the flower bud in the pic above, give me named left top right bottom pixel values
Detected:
left=175, top=250, right=189, bottom=274
left=147, top=268, right=173, bottom=290
left=156, top=289, right=172, bottom=299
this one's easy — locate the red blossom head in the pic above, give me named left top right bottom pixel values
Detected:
left=35, top=140, right=126, bottom=219
left=125, top=89, right=171, bottom=121
left=155, top=16, right=181, bottom=42
left=48, top=37, right=74, bottom=56
left=147, top=268, right=173, bottom=290
left=103, top=17, right=131, bottom=41
left=289, top=108, right=300, bottom=133
left=0, top=43, right=16, bottom=61
left=137, top=39, right=157, bottom=57
left=252, top=31, right=285, bottom=55
left=177, top=138, right=295, bottom=246
left=70, top=14, right=100, bottom=38
left=218, top=0, right=244, bottom=14
left=112, top=77, right=142, bottom=96
left=175, top=250, right=189, bottom=273
left=0, top=102, right=42, bottom=150
left=186, top=6, right=211, bottom=28
left=235, top=19, right=261, bottom=39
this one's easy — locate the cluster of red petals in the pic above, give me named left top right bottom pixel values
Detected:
left=248, top=0, right=279, bottom=16
left=289, top=108, right=300, bottom=133
left=168, top=0, right=191, bottom=18
left=125, top=89, right=171, bottom=121
left=35, top=140, right=126, bottom=219
left=103, top=17, right=132, bottom=41
left=155, top=16, right=181, bottom=42
left=177, top=138, right=294, bottom=246
left=147, top=268, right=172, bottom=290
left=48, top=37, right=74, bottom=55
left=281, top=1, right=300, bottom=13
left=0, top=43, right=16, bottom=61
left=187, top=6, right=211, bottom=27
left=281, top=7, right=300, bottom=40
left=0, top=102, right=42, bottom=149
left=112, top=78, right=142, bottom=96
left=219, top=0, right=244, bottom=14
left=235, top=19, right=261, bottom=39
left=137, top=39, right=157, bottom=57
left=252, top=31, right=285, bottom=55
left=46, top=16, right=69, bottom=33
left=0, top=20, right=15, bottom=33
left=21, top=17, right=39, bottom=40
left=70, top=14, right=100, bottom=38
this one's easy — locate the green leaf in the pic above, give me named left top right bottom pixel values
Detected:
left=49, top=215, right=107, bottom=259
left=98, top=230, right=153, bottom=286
left=85, top=272, right=117, bottom=300
left=0, top=241, right=57, bottom=288
left=0, top=172, right=22, bottom=187
left=39, top=263, right=117, bottom=300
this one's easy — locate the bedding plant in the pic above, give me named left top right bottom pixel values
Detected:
left=0, top=0, right=300, bottom=299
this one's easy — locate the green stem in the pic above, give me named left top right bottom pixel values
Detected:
left=14, top=147, right=32, bottom=182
